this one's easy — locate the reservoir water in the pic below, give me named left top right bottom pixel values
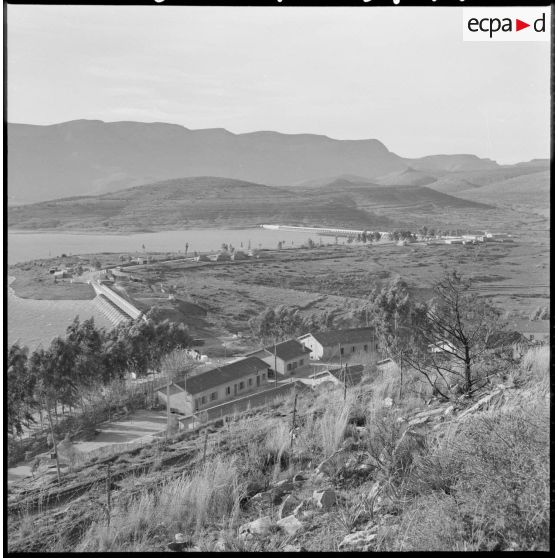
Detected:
left=8, top=227, right=329, bottom=350
left=8, top=227, right=327, bottom=265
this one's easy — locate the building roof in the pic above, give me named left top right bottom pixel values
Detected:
left=307, top=327, right=375, bottom=347
left=264, top=339, right=311, bottom=361
left=173, top=356, right=268, bottom=395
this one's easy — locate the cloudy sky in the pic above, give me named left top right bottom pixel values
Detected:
left=7, top=5, right=550, bottom=164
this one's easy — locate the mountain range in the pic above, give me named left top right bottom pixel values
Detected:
left=7, top=119, right=520, bottom=205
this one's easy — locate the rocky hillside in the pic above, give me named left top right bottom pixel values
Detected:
left=7, top=346, right=549, bottom=552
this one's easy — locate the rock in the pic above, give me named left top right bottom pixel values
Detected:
left=283, top=544, right=305, bottom=552
left=250, top=492, right=264, bottom=505
left=213, top=539, right=227, bottom=552
left=312, top=489, right=336, bottom=510
left=274, top=479, right=294, bottom=491
left=356, top=463, right=374, bottom=476
left=444, top=405, right=455, bottom=416
left=246, top=480, right=266, bottom=497
left=314, top=458, right=330, bottom=475
left=277, top=515, right=303, bottom=536
left=293, top=471, right=307, bottom=482
left=279, top=494, right=300, bottom=519
left=239, top=516, right=275, bottom=540
left=338, top=529, right=378, bottom=552
left=383, top=397, right=393, bottom=408
left=292, top=499, right=312, bottom=518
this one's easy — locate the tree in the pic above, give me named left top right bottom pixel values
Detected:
left=373, top=232, right=381, bottom=242
left=7, top=344, right=37, bottom=436
left=249, top=305, right=305, bottom=343
left=398, top=271, right=502, bottom=399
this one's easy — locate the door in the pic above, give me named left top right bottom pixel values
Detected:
left=256, top=375, right=260, bottom=387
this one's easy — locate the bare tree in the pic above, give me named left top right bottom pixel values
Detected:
left=400, top=271, right=502, bottom=399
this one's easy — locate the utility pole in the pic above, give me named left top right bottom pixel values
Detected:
left=274, top=340, right=278, bottom=388
left=45, top=399, right=61, bottom=484
left=399, top=349, right=403, bottom=401
left=105, top=463, right=112, bottom=528
left=184, top=368, right=189, bottom=428
left=290, top=387, right=298, bottom=449
left=165, top=377, right=171, bottom=441
left=202, top=428, right=209, bottom=465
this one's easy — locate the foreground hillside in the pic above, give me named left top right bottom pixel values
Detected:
left=7, top=176, right=492, bottom=233
left=7, top=346, right=549, bottom=552
left=8, top=120, right=501, bottom=204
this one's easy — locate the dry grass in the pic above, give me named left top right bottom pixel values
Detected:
left=78, top=455, right=244, bottom=551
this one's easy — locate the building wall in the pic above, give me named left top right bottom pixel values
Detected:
left=260, top=353, right=310, bottom=375
left=298, top=335, right=324, bottom=360
left=322, top=341, right=375, bottom=362
left=157, top=390, right=190, bottom=415
left=191, top=367, right=268, bottom=411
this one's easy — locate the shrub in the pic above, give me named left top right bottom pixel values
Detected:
left=391, top=396, right=550, bottom=551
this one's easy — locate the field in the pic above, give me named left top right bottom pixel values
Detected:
left=121, top=235, right=549, bottom=342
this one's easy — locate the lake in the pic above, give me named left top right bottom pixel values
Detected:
left=8, top=227, right=329, bottom=265
left=7, top=227, right=331, bottom=350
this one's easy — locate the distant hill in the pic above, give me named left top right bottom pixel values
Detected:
left=7, top=176, right=397, bottom=232
left=426, top=163, right=549, bottom=195
left=8, top=119, right=510, bottom=204
left=374, top=167, right=439, bottom=187
left=453, top=170, right=550, bottom=218
left=7, top=175, right=497, bottom=233
left=299, top=178, right=492, bottom=212
left=404, top=154, right=499, bottom=173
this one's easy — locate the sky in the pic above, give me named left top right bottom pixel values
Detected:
left=7, top=5, right=551, bottom=164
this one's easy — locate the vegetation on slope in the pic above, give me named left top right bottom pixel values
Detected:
left=7, top=345, right=550, bottom=552
left=7, top=176, right=393, bottom=232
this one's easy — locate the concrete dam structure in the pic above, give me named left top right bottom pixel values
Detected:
left=90, top=280, right=144, bottom=326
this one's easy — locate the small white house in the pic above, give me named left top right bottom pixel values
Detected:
left=297, top=327, right=377, bottom=361
left=246, top=339, right=311, bottom=376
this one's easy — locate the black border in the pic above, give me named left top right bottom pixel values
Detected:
left=3, top=2, right=555, bottom=557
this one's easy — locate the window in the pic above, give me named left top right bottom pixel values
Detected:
left=364, top=344, right=368, bottom=352
left=210, top=391, right=218, bottom=401
left=239, top=381, right=245, bottom=390
left=352, top=346, right=356, bottom=353
left=287, top=363, right=292, bottom=371
left=293, top=361, right=298, bottom=369
left=226, top=386, right=231, bottom=395
left=194, top=398, right=200, bottom=410
left=201, top=396, right=206, bottom=404
left=299, top=359, right=304, bottom=365
left=248, top=378, right=252, bottom=386
left=340, top=347, right=345, bottom=355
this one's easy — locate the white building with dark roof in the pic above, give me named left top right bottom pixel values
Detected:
left=245, top=339, right=311, bottom=376
left=298, top=327, right=378, bottom=361
left=157, top=356, right=269, bottom=413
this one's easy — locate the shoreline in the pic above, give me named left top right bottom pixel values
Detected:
left=8, top=224, right=264, bottom=236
